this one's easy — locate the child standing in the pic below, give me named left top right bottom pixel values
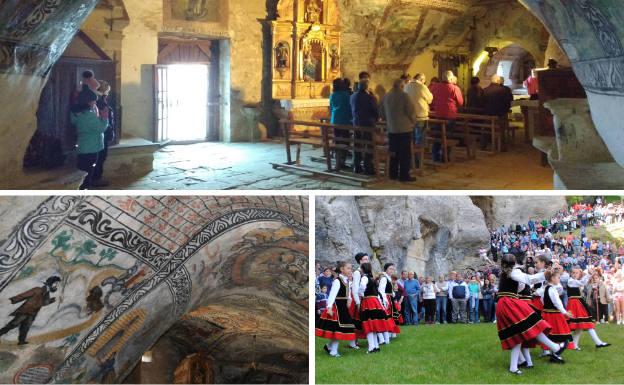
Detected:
left=70, top=87, right=109, bottom=190
left=315, top=261, right=356, bottom=357
left=567, top=268, right=610, bottom=349
left=358, top=263, right=393, bottom=353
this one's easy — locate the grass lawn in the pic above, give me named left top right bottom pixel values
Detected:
left=569, top=225, right=618, bottom=245
left=316, top=323, right=623, bottom=383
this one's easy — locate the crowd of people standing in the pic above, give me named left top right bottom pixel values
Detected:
left=316, top=198, right=623, bottom=364
left=328, top=70, right=515, bottom=181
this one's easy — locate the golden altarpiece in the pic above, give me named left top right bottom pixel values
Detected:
left=269, top=0, right=341, bottom=124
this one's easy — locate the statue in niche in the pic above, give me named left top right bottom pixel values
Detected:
left=302, top=44, right=318, bottom=82
left=186, top=0, right=207, bottom=20
left=329, top=45, right=340, bottom=72
left=305, top=0, right=322, bottom=24
left=275, top=42, right=290, bottom=76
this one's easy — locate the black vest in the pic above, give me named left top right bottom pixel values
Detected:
left=567, top=286, right=582, bottom=298
left=336, top=277, right=348, bottom=299
left=542, top=285, right=558, bottom=313
left=497, top=272, right=519, bottom=298
left=363, top=274, right=377, bottom=297
left=384, top=275, right=393, bottom=295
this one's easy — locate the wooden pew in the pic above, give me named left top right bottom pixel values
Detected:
left=274, top=119, right=387, bottom=185
left=452, top=113, right=503, bottom=153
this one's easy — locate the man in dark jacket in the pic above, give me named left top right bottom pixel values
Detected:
left=0, top=276, right=61, bottom=345
left=482, top=75, right=513, bottom=151
left=350, top=80, right=379, bottom=175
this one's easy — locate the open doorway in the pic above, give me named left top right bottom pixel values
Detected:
left=154, top=37, right=220, bottom=143
left=155, top=64, right=209, bottom=142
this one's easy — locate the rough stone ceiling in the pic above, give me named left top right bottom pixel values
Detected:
left=337, top=0, right=521, bottom=70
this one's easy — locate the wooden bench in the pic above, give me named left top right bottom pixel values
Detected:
left=453, top=113, right=504, bottom=153
left=280, top=121, right=324, bottom=165
left=274, top=119, right=387, bottom=185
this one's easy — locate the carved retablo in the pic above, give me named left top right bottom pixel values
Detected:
left=269, top=0, right=341, bottom=100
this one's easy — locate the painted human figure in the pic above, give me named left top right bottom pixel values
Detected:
left=0, top=276, right=61, bottom=345
left=276, top=43, right=289, bottom=69
left=330, top=46, right=340, bottom=71
left=186, top=0, right=207, bottom=20
left=303, top=45, right=318, bottom=81
left=306, top=0, right=321, bottom=23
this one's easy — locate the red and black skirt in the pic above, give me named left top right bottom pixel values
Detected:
left=496, top=296, right=551, bottom=350
left=315, top=299, right=356, bottom=341
left=359, top=296, right=395, bottom=333
left=541, top=311, right=572, bottom=344
left=386, top=294, right=401, bottom=334
left=530, top=296, right=544, bottom=313
left=566, top=297, right=595, bottom=330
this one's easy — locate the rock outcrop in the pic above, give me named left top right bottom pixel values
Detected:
left=315, top=196, right=490, bottom=277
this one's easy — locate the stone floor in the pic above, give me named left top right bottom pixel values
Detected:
left=108, top=138, right=554, bottom=190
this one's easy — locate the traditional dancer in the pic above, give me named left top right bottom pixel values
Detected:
left=567, top=267, right=610, bottom=350
left=348, top=252, right=370, bottom=350
left=496, top=254, right=565, bottom=375
left=538, top=269, right=573, bottom=354
left=377, top=263, right=398, bottom=344
left=315, top=261, right=356, bottom=357
left=359, top=262, right=394, bottom=353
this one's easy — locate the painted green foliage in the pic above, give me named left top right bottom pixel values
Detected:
left=48, top=229, right=121, bottom=269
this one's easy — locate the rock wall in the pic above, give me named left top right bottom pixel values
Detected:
left=470, top=196, right=567, bottom=229
left=0, top=196, right=308, bottom=384
left=315, top=196, right=490, bottom=277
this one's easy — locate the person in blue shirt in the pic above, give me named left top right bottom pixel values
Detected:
left=317, top=267, right=334, bottom=291
left=403, top=272, right=420, bottom=325
left=330, top=78, right=353, bottom=170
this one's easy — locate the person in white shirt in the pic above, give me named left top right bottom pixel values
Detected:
left=496, top=254, right=565, bottom=375
left=358, top=262, right=393, bottom=353
left=537, top=270, right=574, bottom=355
left=567, top=267, right=610, bottom=349
left=349, top=252, right=370, bottom=350
left=422, top=276, right=437, bottom=323
left=378, top=263, right=398, bottom=344
left=404, top=73, right=433, bottom=147
left=315, top=261, right=356, bottom=357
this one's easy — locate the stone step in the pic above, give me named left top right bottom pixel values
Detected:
left=103, top=138, right=166, bottom=181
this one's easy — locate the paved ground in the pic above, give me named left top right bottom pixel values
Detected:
left=108, top=139, right=554, bottom=190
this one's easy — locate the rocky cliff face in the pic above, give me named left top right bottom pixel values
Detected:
left=316, top=196, right=490, bottom=277
left=470, top=196, right=567, bottom=229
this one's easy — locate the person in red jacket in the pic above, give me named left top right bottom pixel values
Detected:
left=430, top=70, right=464, bottom=162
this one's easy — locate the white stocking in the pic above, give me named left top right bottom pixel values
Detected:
left=349, top=339, right=357, bottom=348
left=366, top=333, right=376, bottom=352
left=536, top=332, right=560, bottom=352
left=521, top=348, right=533, bottom=366
left=510, top=344, right=522, bottom=372
left=329, top=340, right=339, bottom=355
left=588, top=328, right=605, bottom=345
left=572, top=330, right=582, bottom=348
left=383, top=331, right=391, bottom=344
left=377, top=333, right=384, bottom=344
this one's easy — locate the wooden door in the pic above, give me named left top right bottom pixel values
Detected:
left=27, top=57, right=115, bottom=169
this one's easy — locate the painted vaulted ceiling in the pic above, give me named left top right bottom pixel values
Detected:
left=0, top=196, right=308, bottom=384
